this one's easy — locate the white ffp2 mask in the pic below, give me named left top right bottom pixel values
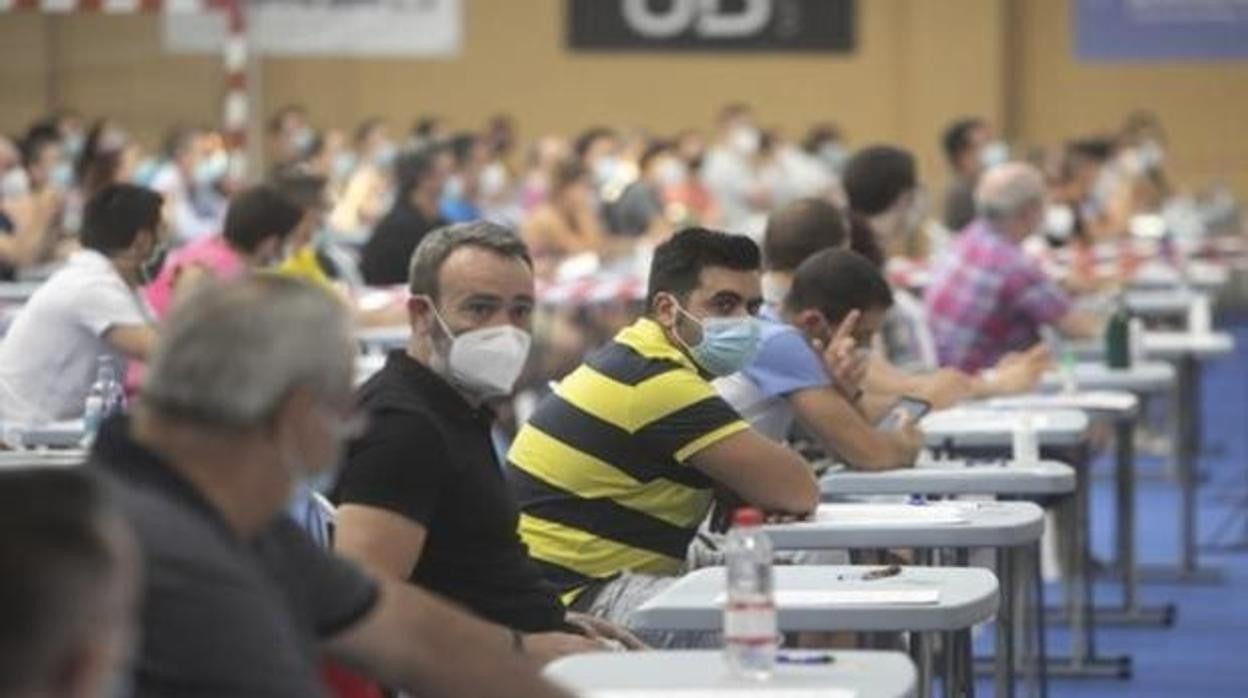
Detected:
left=427, top=302, right=532, bottom=398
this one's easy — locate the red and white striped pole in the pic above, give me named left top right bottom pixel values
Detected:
left=0, top=0, right=250, bottom=179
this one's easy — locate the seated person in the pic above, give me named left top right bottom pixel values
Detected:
left=91, top=276, right=570, bottom=697
left=0, top=468, right=139, bottom=698
left=606, top=140, right=677, bottom=242
left=508, top=228, right=818, bottom=629
left=0, top=184, right=162, bottom=425
left=145, top=184, right=303, bottom=317
left=333, top=222, right=639, bottom=661
left=716, top=247, right=922, bottom=470
left=519, top=160, right=606, bottom=276
left=925, top=163, right=1102, bottom=373
left=838, top=148, right=1049, bottom=403
left=361, top=147, right=451, bottom=286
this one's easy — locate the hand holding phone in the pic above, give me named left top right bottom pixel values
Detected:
left=877, top=396, right=931, bottom=431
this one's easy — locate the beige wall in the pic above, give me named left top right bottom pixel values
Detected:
left=0, top=0, right=1244, bottom=197
left=1010, top=0, right=1248, bottom=199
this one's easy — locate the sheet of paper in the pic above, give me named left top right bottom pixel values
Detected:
left=813, top=503, right=970, bottom=526
left=714, top=589, right=940, bottom=606
left=587, top=690, right=855, bottom=698
left=924, top=411, right=1052, bottom=432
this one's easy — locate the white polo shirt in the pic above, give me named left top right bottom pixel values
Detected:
left=0, top=249, right=152, bottom=423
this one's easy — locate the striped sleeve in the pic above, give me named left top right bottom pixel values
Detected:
left=632, top=369, right=748, bottom=463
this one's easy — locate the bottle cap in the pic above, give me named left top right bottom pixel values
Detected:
left=732, top=507, right=763, bottom=527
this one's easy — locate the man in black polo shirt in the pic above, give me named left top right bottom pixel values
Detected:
left=334, top=221, right=641, bottom=661
left=92, top=276, right=569, bottom=698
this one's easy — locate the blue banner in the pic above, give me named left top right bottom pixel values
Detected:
left=1075, top=0, right=1248, bottom=61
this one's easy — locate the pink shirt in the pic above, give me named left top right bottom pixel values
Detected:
left=145, top=234, right=246, bottom=318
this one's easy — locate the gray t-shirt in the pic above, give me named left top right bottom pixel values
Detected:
left=608, top=181, right=663, bottom=237
left=92, top=418, right=379, bottom=698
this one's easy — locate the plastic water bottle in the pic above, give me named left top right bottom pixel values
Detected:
left=1012, top=411, right=1040, bottom=467
left=83, top=357, right=123, bottom=445
left=1105, top=294, right=1132, bottom=369
left=1188, top=295, right=1212, bottom=335
left=723, top=507, right=777, bottom=680
left=1128, top=317, right=1146, bottom=366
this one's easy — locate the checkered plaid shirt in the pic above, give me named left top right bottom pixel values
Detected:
left=924, top=220, right=1072, bottom=372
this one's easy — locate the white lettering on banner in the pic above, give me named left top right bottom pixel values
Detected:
left=621, top=0, right=774, bottom=39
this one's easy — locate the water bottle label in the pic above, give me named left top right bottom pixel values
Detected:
left=724, top=600, right=777, bottom=644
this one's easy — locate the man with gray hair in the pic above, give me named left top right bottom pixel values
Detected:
left=925, top=162, right=1102, bottom=372
left=90, top=275, right=571, bottom=697
left=333, top=221, right=642, bottom=664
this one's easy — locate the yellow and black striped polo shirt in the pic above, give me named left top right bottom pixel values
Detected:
left=507, top=318, right=748, bottom=602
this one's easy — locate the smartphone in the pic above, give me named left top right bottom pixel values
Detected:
left=877, top=396, right=931, bottom=431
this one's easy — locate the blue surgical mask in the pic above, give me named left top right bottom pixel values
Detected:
left=194, top=151, right=228, bottom=186
left=979, top=140, right=1009, bottom=169
left=674, top=305, right=761, bottom=377
left=373, top=142, right=398, bottom=170
left=50, top=161, right=74, bottom=190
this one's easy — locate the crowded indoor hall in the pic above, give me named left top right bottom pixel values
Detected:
left=1, top=1, right=1247, bottom=696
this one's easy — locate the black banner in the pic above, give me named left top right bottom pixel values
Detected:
left=567, top=0, right=855, bottom=53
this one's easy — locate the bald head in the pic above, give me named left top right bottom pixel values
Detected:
left=975, top=162, right=1046, bottom=241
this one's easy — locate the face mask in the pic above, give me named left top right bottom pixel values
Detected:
left=817, top=142, right=849, bottom=174
left=62, top=132, right=85, bottom=161
left=729, top=126, right=761, bottom=157
left=979, top=140, right=1009, bottom=169
left=373, top=142, right=398, bottom=170
left=1045, top=204, right=1075, bottom=241
left=50, top=161, right=74, bottom=190
left=194, top=151, right=228, bottom=186
left=0, top=168, right=28, bottom=200
left=290, top=127, right=315, bottom=155
left=592, top=156, right=619, bottom=187
left=426, top=300, right=533, bottom=398
left=903, top=189, right=928, bottom=236
left=673, top=305, right=761, bottom=377
left=331, top=151, right=357, bottom=180
left=655, top=158, right=687, bottom=188
left=1135, top=140, right=1163, bottom=171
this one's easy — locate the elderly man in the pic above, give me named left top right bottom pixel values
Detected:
left=0, top=468, right=139, bottom=698
left=925, top=162, right=1102, bottom=373
left=333, top=221, right=639, bottom=662
left=90, top=276, right=569, bottom=698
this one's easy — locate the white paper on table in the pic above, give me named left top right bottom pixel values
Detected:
left=986, top=391, right=1136, bottom=413
left=813, top=503, right=970, bottom=526
left=924, top=411, right=1051, bottom=431
left=715, top=589, right=940, bottom=606
left=586, top=690, right=855, bottom=698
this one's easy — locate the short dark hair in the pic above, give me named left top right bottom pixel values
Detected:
left=842, top=145, right=917, bottom=216
left=638, top=139, right=672, bottom=173
left=763, top=198, right=848, bottom=273
left=408, top=221, right=532, bottom=299
left=20, top=123, right=60, bottom=168
left=942, top=118, right=985, bottom=166
left=267, top=104, right=308, bottom=134
left=573, top=127, right=616, bottom=160
left=80, top=184, right=163, bottom=254
left=786, top=248, right=893, bottom=325
left=847, top=213, right=886, bottom=270
left=801, top=122, right=843, bottom=154
left=447, top=132, right=479, bottom=165
left=353, top=117, right=386, bottom=147
left=717, top=102, right=753, bottom=126
left=269, top=168, right=329, bottom=211
left=646, top=227, right=761, bottom=308
left=0, top=468, right=119, bottom=696
left=394, top=145, right=444, bottom=199
left=223, top=186, right=304, bottom=253
left=161, top=125, right=200, bottom=160
left=550, top=159, right=588, bottom=193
